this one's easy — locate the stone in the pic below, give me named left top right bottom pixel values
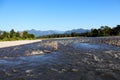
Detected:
left=53, top=41, right=58, bottom=51
left=93, top=55, right=100, bottom=62
left=43, top=50, right=51, bottom=53
left=25, top=69, right=33, bottom=73
left=31, top=50, right=44, bottom=55
left=51, top=68, right=58, bottom=72
left=114, top=54, right=118, bottom=58
left=12, top=69, right=17, bottom=72
left=71, top=68, right=79, bottom=72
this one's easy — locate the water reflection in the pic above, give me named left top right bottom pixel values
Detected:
left=0, top=52, right=58, bottom=66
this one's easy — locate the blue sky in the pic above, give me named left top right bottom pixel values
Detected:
left=0, top=0, right=120, bottom=31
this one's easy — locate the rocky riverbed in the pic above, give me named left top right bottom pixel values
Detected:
left=0, top=37, right=120, bottom=80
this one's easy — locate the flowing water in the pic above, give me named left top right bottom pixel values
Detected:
left=0, top=39, right=120, bottom=80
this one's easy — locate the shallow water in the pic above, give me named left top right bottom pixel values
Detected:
left=0, top=41, right=120, bottom=80
left=0, top=42, right=120, bottom=67
left=0, top=52, right=59, bottom=67
left=72, top=42, right=120, bottom=51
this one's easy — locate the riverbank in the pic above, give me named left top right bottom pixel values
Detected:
left=0, top=40, right=42, bottom=48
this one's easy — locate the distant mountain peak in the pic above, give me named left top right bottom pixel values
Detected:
left=27, top=28, right=89, bottom=37
left=65, top=28, right=89, bottom=34
left=27, top=29, right=64, bottom=37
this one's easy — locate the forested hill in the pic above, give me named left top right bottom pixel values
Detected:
left=38, top=25, right=120, bottom=38
left=0, top=29, right=35, bottom=41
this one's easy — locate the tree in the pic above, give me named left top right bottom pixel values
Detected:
left=16, top=32, right=20, bottom=37
left=71, top=32, right=76, bottom=37
left=10, top=29, right=16, bottom=38
left=28, top=34, right=35, bottom=39
left=112, top=25, right=120, bottom=35
left=0, top=29, right=35, bottom=41
left=91, top=29, right=98, bottom=37
left=102, top=26, right=112, bottom=36
left=23, top=31, right=28, bottom=39
left=2, top=31, right=10, bottom=40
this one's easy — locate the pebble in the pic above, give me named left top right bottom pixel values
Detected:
left=71, top=68, right=79, bottom=72
left=93, top=55, right=100, bottom=62
left=114, top=54, right=118, bottom=58
left=25, top=69, right=33, bottom=73
left=12, top=69, right=17, bottom=72
left=43, top=50, right=51, bottom=53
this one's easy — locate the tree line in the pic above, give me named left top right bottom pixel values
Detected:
left=38, top=25, right=120, bottom=38
left=82, top=25, right=120, bottom=37
left=0, top=29, right=35, bottom=41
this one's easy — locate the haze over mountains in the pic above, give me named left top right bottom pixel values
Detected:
left=27, top=28, right=89, bottom=37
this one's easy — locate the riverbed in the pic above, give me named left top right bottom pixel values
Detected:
left=0, top=38, right=120, bottom=80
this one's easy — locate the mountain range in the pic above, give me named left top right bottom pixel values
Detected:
left=27, top=28, right=89, bottom=37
